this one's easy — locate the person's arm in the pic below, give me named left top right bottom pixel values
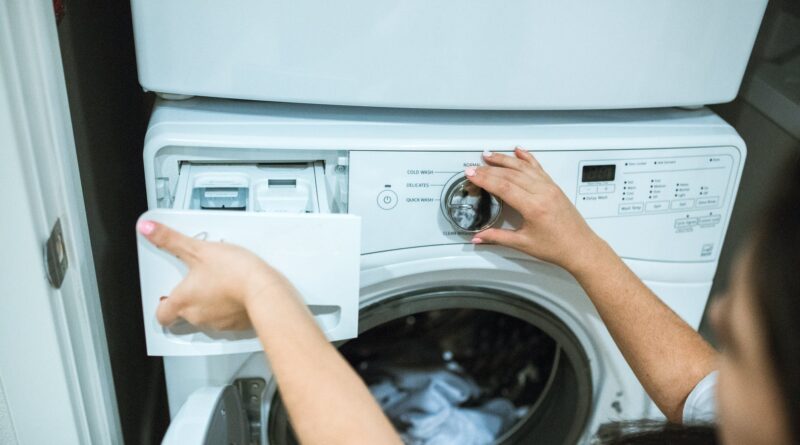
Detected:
left=466, top=148, right=716, bottom=422
left=137, top=220, right=401, bottom=445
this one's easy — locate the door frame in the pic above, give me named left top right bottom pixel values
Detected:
left=0, top=1, right=122, bottom=443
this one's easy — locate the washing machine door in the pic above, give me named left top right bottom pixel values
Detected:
left=162, top=385, right=249, bottom=445
left=136, top=209, right=361, bottom=356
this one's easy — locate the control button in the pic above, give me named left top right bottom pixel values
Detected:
left=598, top=185, right=616, bottom=194
left=671, top=199, right=695, bottom=210
left=579, top=185, right=598, bottom=194
left=699, top=214, right=722, bottom=226
left=674, top=217, right=699, bottom=229
left=441, top=175, right=502, bottom=232
left=618, top=202, right=644, bottom=214
left=696, top=196, right=720, bottom=208
left=377, top=190, right=398, bottom=210
left=645, top=201, right=669, bottom=212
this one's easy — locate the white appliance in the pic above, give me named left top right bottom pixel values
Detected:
left=136, top=98, right=745, bottom=444
left=129, top=0, right=767, bottom=110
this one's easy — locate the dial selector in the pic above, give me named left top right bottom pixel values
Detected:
left=441, top=174, right=502, bottom=232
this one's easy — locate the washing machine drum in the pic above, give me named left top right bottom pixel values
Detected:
left=268, top=288, right=593, bottom=445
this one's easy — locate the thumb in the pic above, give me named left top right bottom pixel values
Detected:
left=472, top=227, right=524, bottom=248
left=156, top=296, right=181, bottom=326
left=137, top=218, right=201, bottom=265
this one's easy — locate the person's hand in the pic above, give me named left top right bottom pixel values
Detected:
left=466, top=147, right=608, bottom=273
left=137, top=219, right=298, bottom=330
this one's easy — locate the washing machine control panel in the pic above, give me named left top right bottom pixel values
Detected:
left=348, top=147, right=740, bottom=262
left=574, top=155, right=734, bottom=220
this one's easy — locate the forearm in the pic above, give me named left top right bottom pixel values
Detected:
left=569, top=236, right=716, bottom=422
left=140, top=221, right=400, bottom=442
left=464, top=149, right=716, bottom=422
left=246, top=286, right=401, bottom=445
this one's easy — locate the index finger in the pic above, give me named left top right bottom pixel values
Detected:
left=465, top=166, right=531, bottom=211
left=482, top=151, right=537, bottom=177
left=514, top=147, right=550, bottom=178
left=137, top=219, right=201, bottom=265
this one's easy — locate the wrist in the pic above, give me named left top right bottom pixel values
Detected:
left=243, top=283, right=269, bottom=314
left=561, top=234, right=617, bottom=278
left=242, top=267, right=278, bottom=309
left=242, top=268, right=298, bottom=313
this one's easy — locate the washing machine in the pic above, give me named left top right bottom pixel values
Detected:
left=135, top=98, right=745, bottom=444
left=129, top=0, right=767, bottom=109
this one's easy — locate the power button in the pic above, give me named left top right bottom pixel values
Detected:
left=377, top=190, right=398, bottom=210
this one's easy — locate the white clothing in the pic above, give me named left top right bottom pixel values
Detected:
left=682, top=371, right=718, bottom=423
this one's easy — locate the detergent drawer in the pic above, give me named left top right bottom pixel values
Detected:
left=136, top=162, right=359, bottom=357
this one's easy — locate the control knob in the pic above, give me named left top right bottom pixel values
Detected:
left=441, top=174, right=502, bottom=232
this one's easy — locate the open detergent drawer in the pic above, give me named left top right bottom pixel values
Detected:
left=137, top=161, right=360, bottom=357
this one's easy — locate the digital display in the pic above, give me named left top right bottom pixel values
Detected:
left=582, top=164, right=616, bottom=183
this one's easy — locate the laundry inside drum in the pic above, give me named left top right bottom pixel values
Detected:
left=341, top=309, right=559, bottom=444
left=268, top=301, right=591, bottom=445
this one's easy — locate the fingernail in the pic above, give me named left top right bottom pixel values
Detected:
left=137, top=219, right=155, bottom=235
left=482, top=150, right=492, bottom=158
left=471, top=237, right=483, bottom=244
left=465, top=167, right=476, bottom=177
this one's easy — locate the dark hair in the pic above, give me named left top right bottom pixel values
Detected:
left=750, top=153, right=800, bottom=444
left=594, top=420, right=717, bottom=445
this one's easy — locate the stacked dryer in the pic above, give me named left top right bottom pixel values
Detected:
left=129, top=2, right=767, bottom=444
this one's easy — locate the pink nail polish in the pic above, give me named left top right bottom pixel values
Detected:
left=137, top=219, right=156, bottom=235
left=482, top=150, right=492, bottom=158
left=471, top=237, right=482, bottom=244
left=465, top=167, right=476, bottom=177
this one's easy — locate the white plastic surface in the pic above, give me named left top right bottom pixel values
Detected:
left=130, top=0, right=766, bottom=109
left=141, top=99, right=746, bottom=262
left=136, top=210, right=360, bottom=356
left=348, top=148, right=741, bottom=261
